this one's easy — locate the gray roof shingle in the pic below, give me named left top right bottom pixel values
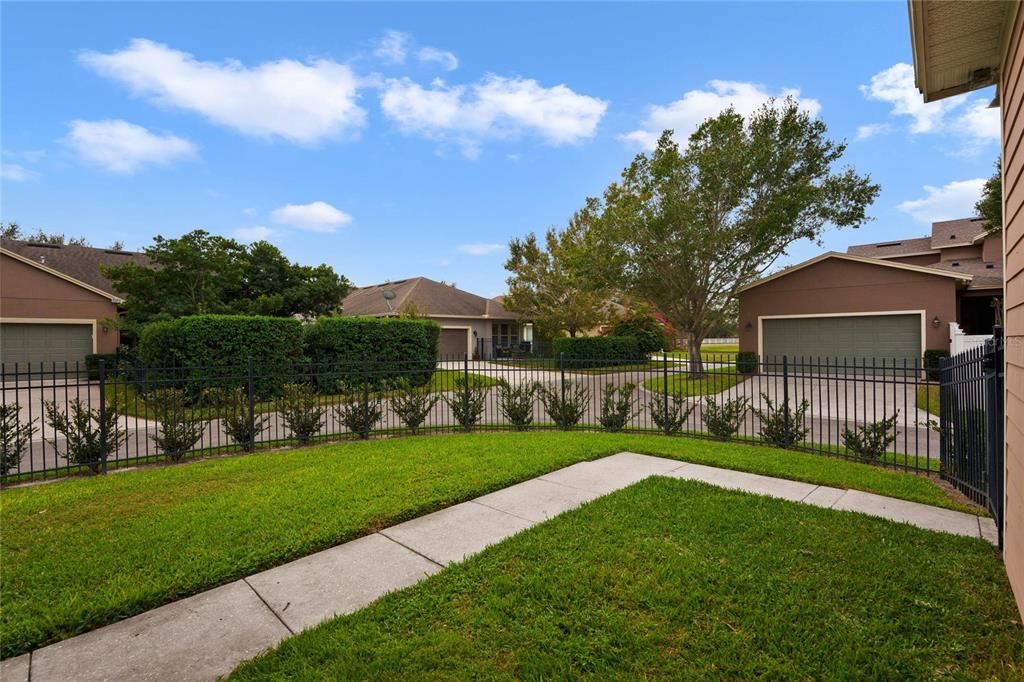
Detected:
left=341, top=277, right=516, bottom=318
left=1, top=239, right=149, bottom=297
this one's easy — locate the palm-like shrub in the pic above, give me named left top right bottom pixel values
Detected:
left=278, top=383, right=325, bottom=444
left=498, top=380, right=539, bottom=430
left=842, top=412, right=899, bottom=460
left=538, top=382, right=590, bottom=430
left=391, top=379, right=440, bottom=434
left=599, top=383, right=638, bottom=432
left=220, top=388, right=268, bottom=451
left=443, top=378, right=488, bottom=432
left=335, top=396, right=383, bottom=439
left=43, top=399, right=125, bottom=474
left=0, top=403, right=36, bottom=476
left=149, top=388, right=206, bottom=461
left=702, top=395, right=750, bottom=440
left=648, top=392, right=695, bottom=436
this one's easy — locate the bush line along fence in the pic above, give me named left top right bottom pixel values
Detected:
left=0, top=351, right=953, bottom=484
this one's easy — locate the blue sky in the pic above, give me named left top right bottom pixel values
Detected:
left=1, top=2, right=1000, bottom=297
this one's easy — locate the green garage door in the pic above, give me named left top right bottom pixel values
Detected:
left=761, top=314, right=921, bottom=364
left=0, top=323, right=93, bottom=369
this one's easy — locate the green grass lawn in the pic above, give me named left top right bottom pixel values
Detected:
left=663, top=342, right=739, bottom=360
left=0, top=432, right=979, bottom=658
left=104, top=369, right=498, bottom=419
left=491, top=358, right=668, bottom=374
left=917, top=384, right=940, bottom=416
left=231, top=477, right=1021, bottom=680
left=642, top=366, right=746, bottom=396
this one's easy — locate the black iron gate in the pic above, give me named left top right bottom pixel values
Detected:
left=939, top=326, right=1004, bottom=547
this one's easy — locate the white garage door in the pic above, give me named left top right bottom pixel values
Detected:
left=761, top=314, right=922, bottom=364
left=1, top=323, right=94, bottom=369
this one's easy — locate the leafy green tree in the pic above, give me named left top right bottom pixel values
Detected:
left=976, top=158, right=1002, bottom=234
left=104, top=230, right=351, bottom=334
left=504, top=202, right=609, bottom=338
left=0, top=223, right=90, bottom=246
left=591, top=100, right=879, bottom=375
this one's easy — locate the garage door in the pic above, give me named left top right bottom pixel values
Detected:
left=761, top=314, right=921, bottom=364
left=0, top=323, right=93, bottom=369
left=438, top=328, right=468, bottom=359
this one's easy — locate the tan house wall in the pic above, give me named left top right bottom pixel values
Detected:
left=0, top=254, right=120, bottom=353
left=737, top=258, right=959, bottom=355
left=939, top=244, right=983, bottom=262
left=984, top=235, right=1003, bottom=262
left=1001, top=3, right=1024, bottom=616
left=428, top=315, right=520, bottom=358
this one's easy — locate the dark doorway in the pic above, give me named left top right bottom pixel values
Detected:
left=958, top=294, right=999, bottom=335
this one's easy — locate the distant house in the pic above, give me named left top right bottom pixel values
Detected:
left=340, top=276, right=527, bottom=359
left=0, top=240, right=149, bottom=368
left=737, top=218, right=1002, bottom=361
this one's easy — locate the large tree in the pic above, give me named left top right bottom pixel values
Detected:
left=504, top=200, right=609, bottom=339
left=592, top=99, right=879, bottom=375
left=104, top=230, right=351, bottom=335
left=976, top=158, right=1002, bottom=234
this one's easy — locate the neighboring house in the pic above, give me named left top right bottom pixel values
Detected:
left=736, top=218, right=1003, bottom=362
left=0, top=240, right=148, bottom=368
left=340, top=276, right=526, bottom=359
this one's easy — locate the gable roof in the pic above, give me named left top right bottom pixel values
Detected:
left=929, top=217, right=989, bottom=248
left=737, top=252, right=973, bottom=293
left=1, top=239, right=149, bottom=300
left=846, top=217, right=991, bottom=258
left=846, top=236, right=933, bottom=259
left=341, top=277, right=517, bottom=319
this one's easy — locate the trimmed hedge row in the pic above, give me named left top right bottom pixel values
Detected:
left=304, top=317, right=439, bottom=389
left=139, top=315, right=304, bottom=398
left=552, top=336, right=644, bottom=366
left=136, top=314, right=440, bottom=397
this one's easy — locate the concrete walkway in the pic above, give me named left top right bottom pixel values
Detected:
left=1, top=453, right=997, bottom=682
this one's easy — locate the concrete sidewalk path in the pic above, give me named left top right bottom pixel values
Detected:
left=2, top=453, right=997, bottom=682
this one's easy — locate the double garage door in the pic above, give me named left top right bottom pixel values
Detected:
left=0, top=323, right=93, bottom=369
left=438, top=328, right=469, bottom=359
left=761, top=314, right=921, bottom=364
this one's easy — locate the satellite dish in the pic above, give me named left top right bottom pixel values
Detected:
left=382, top=289, right=396, bottom=300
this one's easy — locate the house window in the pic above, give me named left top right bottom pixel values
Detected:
left=492, top=322, right=519, bottom=348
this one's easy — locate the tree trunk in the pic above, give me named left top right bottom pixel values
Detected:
left=687, top=334, right=706, bottom=378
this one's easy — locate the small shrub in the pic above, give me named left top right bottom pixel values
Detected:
left=735, top=351, right=758, bottom=375
left=923, top=349, right=949, bottom=381
left=334, top=395, right=383, bottom=439
left=702, top=395, right=750, bottom=440
left=0, top=403, right=36, bottom=476
left=599, top=383, right=638, bottom=432
left=443, top=378, right=488, bottom=432
left=220, top=388, right=268, bottom=451
left=755, top=393, right=810, bottom=448
left=391, top=379, right=440, bottom=434
left=538, top=382, right=590, bottom=430
left=497, top=380, right=539, bottom=431
left=552, top=336, right=644, bottom=367
left=278, top=383, right=325, bottom=444
left=149, top=388, right=205, bottom=461
left=649, top=392, right=695, bottom=436
left=842, top=412, right=900, bottom=460
left=43, top=399, right=125, bottom=474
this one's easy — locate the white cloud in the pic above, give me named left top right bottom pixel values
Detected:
left=374, top=30, right=409, bottom=64
left=855, top=123, right=893, bottom=140
left=860, top=63, right=999, bottom=145
left=381, top=74, right=607, bottom=156
left=241, top=207, right=257, bottom=217
left=270, top=201, right=352, bottom=232
left=622, top=80, right=822, bottom=150
left=235, top=225, right=273, bottom=242
left=417, top=46, right=458, bottom=71
left=457, top=242, right=504, bottom=256
left=1, top=163, right=38, bottom=182
left=66, top=119, right=197, bottom=173
left=897, top=178, right=986, bottom=224
left=79, top=39, right=366, bottom=144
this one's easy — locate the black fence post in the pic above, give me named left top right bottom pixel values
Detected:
left=98, top=359, right=108, bottom=474
left=463, top=352, right=470, bottom=407
left=247, top=356, right=256, bottom=452
left=362, top=354, right=370, bottom=440
left=559, top=352, right=566, bottom=403
left=662, top=351, right=670, bottom=435
left=985, top=325, right=1005, bottom=548
left=782, top=355, right=790, bottom=439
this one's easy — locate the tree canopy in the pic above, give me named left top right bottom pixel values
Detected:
left=976, top=159, right=1002, bottom=234
left=587, top=99, right=879, bottom=374
left=104, top=230, right=351, bottom=334
left=503, top=200, right=610, bottom=339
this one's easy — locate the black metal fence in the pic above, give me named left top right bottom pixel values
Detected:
left=0, top=352, right=944, bottom=483
left=939, top=327, right=1005, bottom=545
